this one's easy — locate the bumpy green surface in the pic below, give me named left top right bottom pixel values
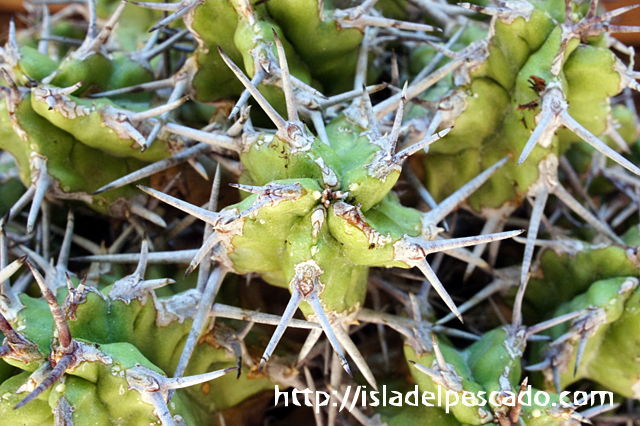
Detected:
left=201, top=117, right=427, bottom=317
left=0, top=91, right=145, bottom=215
left=531, top=276, right=640, bottom=398
left=189, top=0, right=362, bottom=103
left=419, top=1, right=627, bottom=211
left=1, top=0, right=639, bottom=424
left=0, top=285, right=274, bottom=425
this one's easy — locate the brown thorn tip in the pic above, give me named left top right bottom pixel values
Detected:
left=184, top=266, right=194, bottom=278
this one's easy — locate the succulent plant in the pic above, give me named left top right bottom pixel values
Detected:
left=0, top=0, right=639, bottom=425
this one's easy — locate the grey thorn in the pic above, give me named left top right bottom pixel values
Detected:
left=139, top=29, right=190, bottom=62
left=517, top=100, right=559, bottom=166
left=272, top=30, right=298, bottom=123
left=36, top=36, right=81, bottom=47
left=162, top=123, right=239, bottom=152
left=375, top=41, right=485, bottom=118
left=409, top=360, right=441, bottom=381
left=558, top=155, right=599, bottom=212
left=307, top=292, right=352, bottom=377
left=270, top=65, right=326, bottom=99
left=403, top=163, right=438, bottom=210
left=352, top=27, right=375, bottom=93
left=94, top=143, right=212, bottom=194
left=229, top=69, right=265, bottom=119
left=7, top=186, right=36, bottom=222
left=0, top=224, right=7, bottom=291
left=424, top=40, right=458, bottom=59
left=308, top=110, right=329, bottom=146
left=14, top=245, right=49, bottom=272
left=88, top=78, right=174, bottom=98
left=227, top=106, right=252, bottom=137
left=444, top=245, right=491, bottom=271
left=187, top=232, right=220, bottom=277
left=145, top=391, right=175, bottom=426
left=147, top=171, right=184, bottom=211
left=524, top=358, right=551, bottom=372
left=168, top=266, right=227, bottom=402
left=303, top=366, right=323, bottom=426
left=327, top=352, right=341, bottom=426
left=76, top=0, right=127, bottom=57
left=71, top=250, right=198, bottom=264
left=41, top=201, right=51, bottom=263
left=56, top=210, right=74, bottom=270
left=437, top=271, right=516, bottom=325
left=424, top=155, right=510, bottom=226
left=612, top=203, right=637, bottom=229
left=589, top=4, right=640, bottom=25
left=520, top=185, right=549, bottom=289
left=576, top=402, right=620, bottom=419
left=333, top=4, right=440, bottom=33
left=414, top=259, right=462, bottom=323
left=574, top=333, right=589, bottom=378
left=143, top=75, right=191, bottom=150
left=423, top=109, right=443, bottom=154
left=553, top=184, right=623, bottom=244
left=196, top=164, right=222, bottom=291
left=53, top=396, right=73, bottom=426
left=431, top=333, right=447, bottom=371
left=387, top=81, right=408, bottom=152
left=209, top=303, right=321, bottom=330
left=417, top=230, right=524, bottom=254
left=140, top=26, right=161, bottom=53
left=463, top=206, right=513, bottom=282
left=7, top=18, right=19, bottom=59
left=0, top=256, right=27, bottom=290
left=259, top=287, right=304, bottom=372
left=413, top=24, right=467, bottom=82
left=395, top=127, right=452, bottom=163
left=145, top=0, right=203, bottom=32
left=370, top=286, right=390, bottom=372
left=553, top=365, right=561, bottom=394
left=163, top=365, right=238, bottom=390
left=297, top=328, right=323, bottom=363
left=137, top=185, right=221, bottom=226
left=362, top=84, right=381, bottom=139
left=133, top=238, right=149, bottom=279
left=87, top=0, right=98, bottom=39
left=37, top=3, right=51, bottom=55
left=332, top=320, right=377, bottom=390
left=128, top=96, right=189, bottom=122
left=129, top=203, right=167, bottom=228
left=526, top=309, right=589, bottom=337
left=320, top=83, right=388, bottom=109
left=433, top=326, right=481, bottom=341
left=130, top=1, right=184, bottom=11
left=217, top=46, right=287, bottom=131
left=396, top=230, right=524, bottom=321
left=561, top=110, right=640, bottom=177
left=27, top=163, right=51, bottom=234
